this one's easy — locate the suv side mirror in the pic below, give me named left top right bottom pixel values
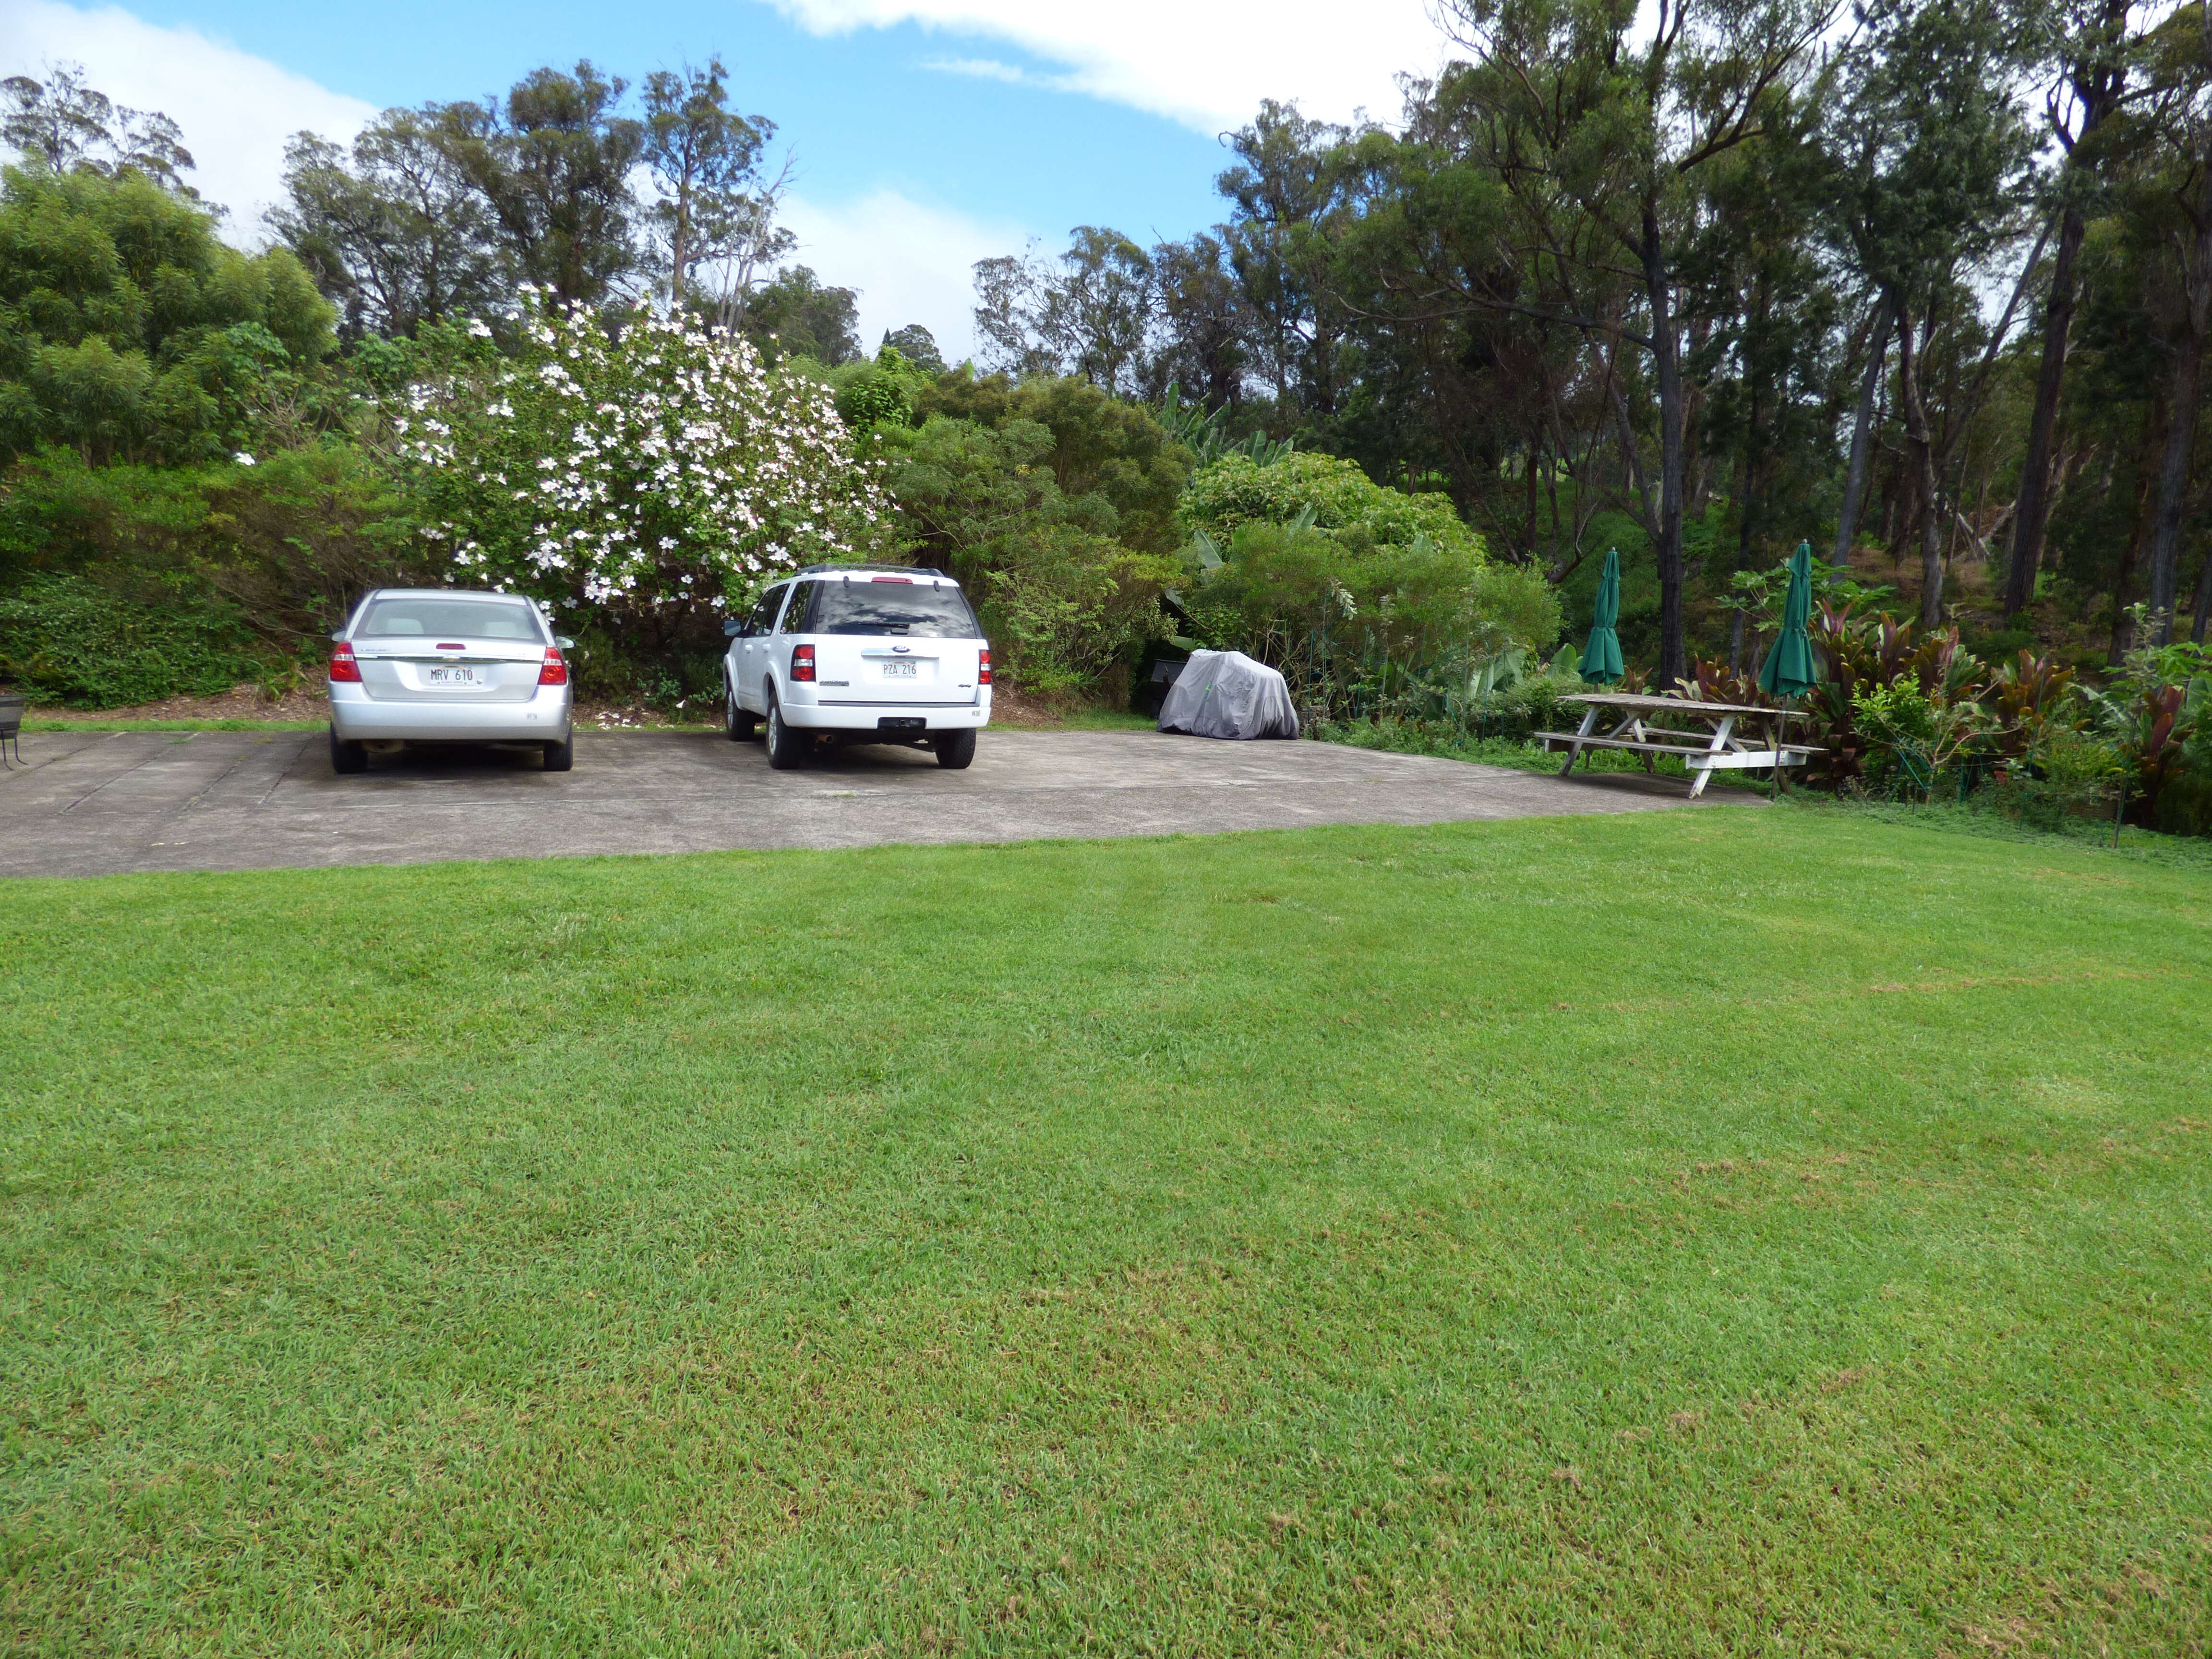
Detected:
left=722, top=617, right=745, bottom=638
left=329, top=630, right=346, bottom=642
left=555, top=636, right=576, bottom=650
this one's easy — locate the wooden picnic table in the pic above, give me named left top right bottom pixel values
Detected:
left=1536, top=692, right=1823, bottom=798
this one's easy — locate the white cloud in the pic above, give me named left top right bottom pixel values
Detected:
left=770, top=0, right=1450, bottom=132
left=778, top=188, right=1027, bottom=364
left=0, top=0, right=375, bottom=241
left=916, top=55, right=1050, bottom=88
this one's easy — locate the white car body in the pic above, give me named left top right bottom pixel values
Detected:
left=723, top=566, right=990, bottom=766
left=327, top=588, right=574, bottom=771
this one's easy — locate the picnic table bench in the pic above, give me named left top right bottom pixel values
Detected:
left=1536, top=692, right=1824, bottom=798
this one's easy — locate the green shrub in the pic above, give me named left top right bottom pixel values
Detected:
left=1181, top=451, right=1481, bottom=561
left=0, top=572, right=261, bottom=707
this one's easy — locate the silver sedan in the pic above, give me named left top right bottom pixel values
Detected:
left=327, top=589, right=575, bottom=773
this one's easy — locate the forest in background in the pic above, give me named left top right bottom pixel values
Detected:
left=4, top=0, right=2212, bottom=829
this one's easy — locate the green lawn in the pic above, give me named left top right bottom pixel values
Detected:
left=2, top=811, right=2206, bottom=1655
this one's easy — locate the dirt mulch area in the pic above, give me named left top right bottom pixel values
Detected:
left=10, top=680, right=1126, bottom=730
left=12, top=685, right=336, bottom=723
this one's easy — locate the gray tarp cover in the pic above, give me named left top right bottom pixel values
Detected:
left=1156, top=649, right=1300, bottom=740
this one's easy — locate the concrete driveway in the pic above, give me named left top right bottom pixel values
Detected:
left=0, top=727, right=1733, bottom=878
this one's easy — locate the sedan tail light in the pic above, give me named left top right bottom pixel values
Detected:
left=791, top=643, right=816, bottom=682
left=977, top=647, right=992, bottom=686
left=538, top=646, right=569, bottom=686
left=329, top=641, right=361, bottom=683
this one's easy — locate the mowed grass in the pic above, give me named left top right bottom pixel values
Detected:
left=1, top=811, right=2207, bottom=1657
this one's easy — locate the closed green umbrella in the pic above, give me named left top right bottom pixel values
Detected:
left=1756, top=541, right=1820, bottom=798
left=1578, top=548, right=1625, bottom=685
left=1757, top=541, right=1820, bottom=697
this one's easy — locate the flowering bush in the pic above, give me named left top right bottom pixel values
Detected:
left=390, top=300, right=893, bottom=633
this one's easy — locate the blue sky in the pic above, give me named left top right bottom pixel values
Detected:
left=2, top=0, right=1449, bottom=356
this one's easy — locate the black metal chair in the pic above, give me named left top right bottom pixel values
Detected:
left=0, top=692, right=23, bottom=769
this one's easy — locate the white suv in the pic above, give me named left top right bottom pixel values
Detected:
left=722, top=565, right=991, bottom=770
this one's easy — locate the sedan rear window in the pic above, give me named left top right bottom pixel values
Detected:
left=803, top=580, right=979, bottom=638
left=357, top=597, right=544, bottom=641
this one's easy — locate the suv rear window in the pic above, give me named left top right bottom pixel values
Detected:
left=358, top=597, right=544, bottom=640
left=803, top=580, right=979, bottom=638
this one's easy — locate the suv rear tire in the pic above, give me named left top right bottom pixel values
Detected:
left=330, top=727, right=368, bottom=774
left=542, top=735, right=575, bottom=772
left=724, top=681, right=758, bottom=741
left=765, top=695, right=806, bottom=770
left=933, top=728, right=976, bottom=769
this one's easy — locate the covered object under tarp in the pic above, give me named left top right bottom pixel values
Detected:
left=1156, top=649, right=1300, bottom=740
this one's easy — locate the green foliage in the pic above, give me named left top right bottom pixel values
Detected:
left=875, top=388, right=1186, bottom=691
left=0, top=164, right=335, bottom=464
left=1181, top=450, right=1483, bottom=563
left=741, top=265, right=859, bottom=365
left=1171, top=456, right=1558, bottom=721
left=0, top=441, right=420, bottom=649
left=915, top=371, right=1190, bottom=553
left=0, top=569, right=260, bottom=706
left=1156, top=382, right=1292, bottom=467
left=0, top=446, right=223, bottom=581
left=824, top=344, right=937, bottom=432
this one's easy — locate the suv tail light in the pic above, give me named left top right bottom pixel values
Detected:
left=538, top=646, right=568, bottom=686
left=328, top=641, right=361, bottom=683
left=791, top=643, right=816, bottom=682
left=977, top=647, right=992, bottom=686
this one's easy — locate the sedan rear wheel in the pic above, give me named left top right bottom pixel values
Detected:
left=542, top=734, right=575, bottom=772
left=765, top=695, right=806, bottom=770
left=933, top=728, right=977, bottom=770
left=330, top=727, right=368, bottom=775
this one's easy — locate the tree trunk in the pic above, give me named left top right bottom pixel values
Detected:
left=1833, top=295, right=1894, bottom=571
left=2109, top=393, right=2164, bottom=661
left=2005, top=204, right=2086, bottom=618
left=1644, top=205, right=1688, bottom=687
left=2150, top=37, right=2212, bottom=643
left=1895, top=299, right=1947, bottom=628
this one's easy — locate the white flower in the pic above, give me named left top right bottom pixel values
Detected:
left=468, top=318, right=493, bottom=339
left=234, top=451, right=255, bottom=466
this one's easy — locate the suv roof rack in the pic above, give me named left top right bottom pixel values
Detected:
left=793, top=563, right=950, bottom=579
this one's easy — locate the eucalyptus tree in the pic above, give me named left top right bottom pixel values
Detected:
left=274, top=114, right=503, bottom=338
left=2004, top=0, right=2140, bottom=620
left=1214, top=101, right=1361, bottom=419
left=0, top=63, right=194, bottom=192
left=2130, top=0, right=2212, bottom=642
left=1433, top=0, right=1840, bottom=685
left=974, top=228, right=1159, bottom=396
left=1683, top=88, right=1840, bottom=657
left=437, top=63, right=645, bottom=311
left=1824, top=0, right=2038, bottom=625
left=640, top=58, right=779, bottom=312
left=1148, top=233, right=1250, bottom=410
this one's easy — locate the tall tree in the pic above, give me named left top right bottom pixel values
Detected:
left=973, top=228, right=1157, bottom=395
left=2003, top=0, right=2138, bottom=620
left=2139, top=0, right=2212, bottom=641
left=1436, top=0, right=1839, bottom=685
left=639, top=58, right=776, bottom=310
left=742, top=265, right=859, bottom=364
left=441, top=63, right=645, bottom=310
left=273, top=113, right=502, bottom=337
left=1, top=62, right=194, bottom=191
left=1826, top=0, right=2036, bottom=625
